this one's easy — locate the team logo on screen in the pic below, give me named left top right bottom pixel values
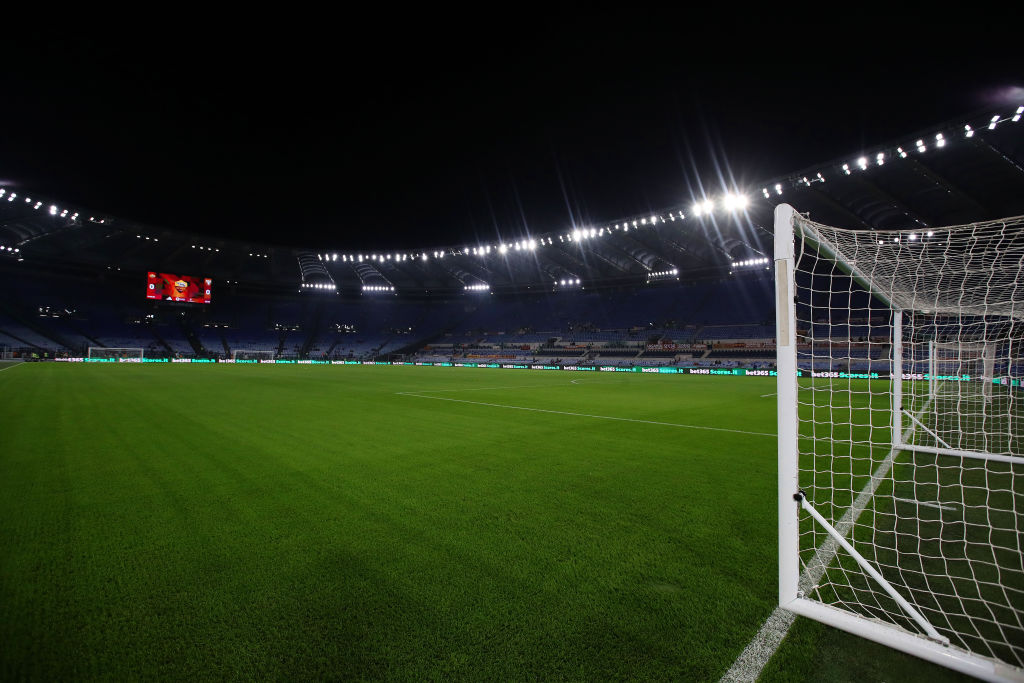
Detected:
left=146, top=272, right=212, bottom=304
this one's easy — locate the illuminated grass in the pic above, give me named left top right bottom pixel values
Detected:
left=0, top=364, right=976, bottom=680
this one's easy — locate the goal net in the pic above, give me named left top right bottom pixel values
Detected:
left=774, top=204, right=1023, bottom=681
left=231, top=349, right=275, bottom=361
left=87, top=347, right=144, bottom=361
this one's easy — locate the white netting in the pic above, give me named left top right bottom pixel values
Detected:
left=87, top=347, right=143, bottom=360
left=231, top=349, right=275, bottom=361
left=790, top=212, right=1023, bottom=673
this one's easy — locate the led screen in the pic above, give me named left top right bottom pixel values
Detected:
left=146, top=272, right=212, bottom=304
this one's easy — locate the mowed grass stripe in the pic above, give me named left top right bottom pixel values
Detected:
left=0, top=364, right=779, bottom=680
left=4, top=364, right=977, bottom=682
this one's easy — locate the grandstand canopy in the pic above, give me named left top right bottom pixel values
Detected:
left=2, top=106, right=1022, bottom=296
left=1, top=23, right=1023, bottom=295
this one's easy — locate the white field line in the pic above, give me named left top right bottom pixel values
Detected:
left=892, top=497, right=960, bottom=512
left=402, top=382, right=578, bottom=393
left=760, top=392, right=777, bottom=398
left=0, top=362, right=26, bottom=373
left=396, top=391, right=776, bottom=438
left=720, top=398, right=933, bottom=683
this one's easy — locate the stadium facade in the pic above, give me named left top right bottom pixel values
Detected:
left=1, top=106, right=1022, bottom=379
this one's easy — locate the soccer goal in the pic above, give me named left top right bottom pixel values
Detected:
left=87, top=347, right=144, bottom=361
left=231, top=349, right=275, bottom=361
left=774, top=203, right=1023, bottom=681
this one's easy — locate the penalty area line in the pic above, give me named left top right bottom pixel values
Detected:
left=396, top=392, right=775, bottom=438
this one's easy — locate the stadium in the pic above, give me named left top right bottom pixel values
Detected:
left=1, top=31, right=1023, bottom=682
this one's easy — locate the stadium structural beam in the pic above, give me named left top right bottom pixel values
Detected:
left=849, top=175, right=935, bottom=228
left=901, top=158, right=991, bottom=217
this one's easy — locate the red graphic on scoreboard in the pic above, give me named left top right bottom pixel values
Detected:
left=146, top=272, right=212, bottom=304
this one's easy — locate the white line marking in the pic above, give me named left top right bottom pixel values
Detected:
left=721, top=398, right=933, bottom=682
left=892, top=497, right=959, bottom=512
left=397, top=392, right=776, bottom=438
left=719, top=609, right=797, bottom=683
left=760, top=392, right=777, bottom=398
left=402, top=383, right=561, bottom=393
left=0, top=362, right=26, bottom=373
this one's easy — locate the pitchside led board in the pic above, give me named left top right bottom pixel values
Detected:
left=146, top=272, right=212, bottom=304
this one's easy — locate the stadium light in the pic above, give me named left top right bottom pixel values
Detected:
left=1014, top=106, right=1023, bottom=122
left=842, top=164, right=851, bottom=175
left=897, top=147, right=908, bottom=159
left=935, top=132, right=945, bottom=148
left=989, top=115, right=999, bottom=130
left=857, top=157, right=868, bottom=171
left=965, top=124, right=974, bottom=138
left=723, top=194, right=748, bottom=211
left=916, top=139, right=927, bottom=153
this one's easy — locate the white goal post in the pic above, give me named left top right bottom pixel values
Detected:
left=87, top=347, right=144, bottom=360
left=775, top=203, right=1024, bottom=682
left=231, top=349, right=275, bottom=361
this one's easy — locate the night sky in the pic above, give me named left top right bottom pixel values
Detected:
left=1, top=16, right=1021, bottom=251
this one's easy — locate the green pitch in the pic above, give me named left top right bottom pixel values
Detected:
left=0, top=363, right=974, bottom=680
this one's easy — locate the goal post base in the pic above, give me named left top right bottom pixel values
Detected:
left=782, top=599, right=1023, bottom=683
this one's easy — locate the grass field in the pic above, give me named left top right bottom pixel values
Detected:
left=0, top=362, right=980, bottom=681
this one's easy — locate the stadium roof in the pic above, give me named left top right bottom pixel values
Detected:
left=2, top=106, right=1023, bottom=295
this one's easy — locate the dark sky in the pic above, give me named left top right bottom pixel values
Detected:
left=1, top=15, right=1021, bottom=251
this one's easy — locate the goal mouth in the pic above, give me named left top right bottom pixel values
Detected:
left=87, top=347, right=144, bottom=361
left=776, top=204, right=1024, bottom=681
left=230, top=349, right=276, bottom=361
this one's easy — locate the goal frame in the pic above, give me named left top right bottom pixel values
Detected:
left=231, top=348, right=276, bottom=361
left=87, top=347, right=144, bottom=360
left=774, top=203, right=1024, bottom=682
